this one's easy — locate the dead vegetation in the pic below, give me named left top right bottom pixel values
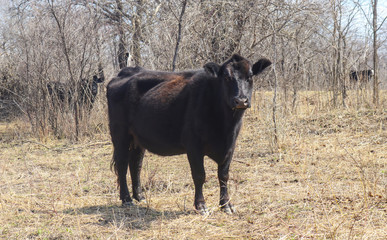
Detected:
left=0, top=91, right=386, bottom=239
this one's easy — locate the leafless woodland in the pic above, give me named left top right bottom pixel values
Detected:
left=0, top=0, right=386, bottom=138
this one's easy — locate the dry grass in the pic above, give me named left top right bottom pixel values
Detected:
left=0, top=91, right=386, bottom=239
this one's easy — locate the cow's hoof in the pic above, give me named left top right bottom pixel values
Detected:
left=122, top=200, right=134, bottom=207
left=221, top=204, right=235, bottom=214
left=133, top=194, right=145, bottom=202
left=197, top=208, right=209, bottom=216
left=195, top=203, right=209, bottom=215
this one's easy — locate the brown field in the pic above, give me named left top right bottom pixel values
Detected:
left=0, top=91, right=386, bottom=239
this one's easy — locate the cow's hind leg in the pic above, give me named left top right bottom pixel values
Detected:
left=111, top=128, right=132, bottom=206
left=218, top=161, right=235, bottom=214
left=128, top=146, right=145, bottom=202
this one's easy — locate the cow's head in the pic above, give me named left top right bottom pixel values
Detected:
left=79, top=75, right=105, bottom=105
left=90, top=75, right=105, bottom=96
left=204, top=54, right=271, bottom=110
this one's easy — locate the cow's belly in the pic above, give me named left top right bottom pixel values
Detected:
left=130, top=105, right=186, bottom=156
left=137, top=137, right=186, bottom=156
left=133, top=129, right=186, bottom=156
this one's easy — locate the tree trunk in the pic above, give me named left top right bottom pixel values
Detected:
left=172, top=0, right=187, bottom=71
left=372, top=0, right=379, bottom=106
left=332, top=0, right=339, bottom=107
left=132, top=0, right=143, bottom=66
left=116, top=0, right=127, bottom=69
left=271, top=24, right=279, bottom=152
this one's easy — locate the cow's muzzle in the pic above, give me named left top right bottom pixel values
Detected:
left=233, top=97, right=250, bottom=110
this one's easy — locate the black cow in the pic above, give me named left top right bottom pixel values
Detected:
left=47, top=81, right=70, bottom=103
left=79, top=75, right=105, bottom=107
left=349, top=70, right=374, bottom=88
left=107, top=54, right=271, bottom=214
left=47, top=75, right=104, bottom=108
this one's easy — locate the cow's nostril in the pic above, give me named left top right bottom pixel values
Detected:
left=234, top=98, right=249, bottom=108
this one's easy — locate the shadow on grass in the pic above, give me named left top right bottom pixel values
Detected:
left=63, top=203, right=190, bottom=230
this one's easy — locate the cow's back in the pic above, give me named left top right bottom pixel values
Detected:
left=129, top=71, right=204, bottom=154
left=107, top=68, right=201, bottom=137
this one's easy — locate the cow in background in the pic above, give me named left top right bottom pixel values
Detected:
left=79, top=75, right=105, bottom=108
left=47, top=74, right=105, bottom=109
left=349, top=69, right=374, bottom=88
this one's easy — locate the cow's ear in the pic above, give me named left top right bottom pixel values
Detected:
left=252, top=58, right=272, bottom=75
left=93, top=75, right=104, bottom=83
left=230, top=54, right=244, bottom=62
left=204, top=62, right=220, bottom=77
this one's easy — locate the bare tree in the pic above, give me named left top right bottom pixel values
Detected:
left=354, top=0, right=387, bottom=106
left=372, top=0, right=379, bottom=105
left=172, top=0, right=187, bottom=71
left=1, top=0, right=106, bottom=139
left=132, top=0, right=144, bottom=66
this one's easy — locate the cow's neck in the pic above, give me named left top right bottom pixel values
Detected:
left=210, top=79, right=246, bottom=136
left=211, top=99, right=244, bottom=162
left=217, top=94, right=245, bottom=137
left=218, top=94, right=244, bottom=124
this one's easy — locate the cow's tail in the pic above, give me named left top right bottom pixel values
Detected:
left=110, top=149, right=119, bottom=185
left=107, top=66, right=143, bottom=187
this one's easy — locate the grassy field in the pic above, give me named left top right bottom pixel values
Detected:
left=0, top=91, right=386, bottom=239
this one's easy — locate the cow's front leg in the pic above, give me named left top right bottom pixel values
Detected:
left=218, top=160, right=235, bottom=214
left=187, top=152, right=207, bottom=215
